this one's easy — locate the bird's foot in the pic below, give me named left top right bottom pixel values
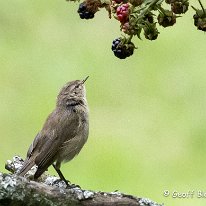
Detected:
left=66, top=183, right=81, bottom=189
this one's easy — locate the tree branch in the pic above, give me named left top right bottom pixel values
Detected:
left=0, top=156, right=163, bottom=206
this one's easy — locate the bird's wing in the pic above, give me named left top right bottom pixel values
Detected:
left=26, top=132, right=41, bottom=158
left=34, top=109, right=79, bottom=177
left=17, top=133, right=41, bottom=176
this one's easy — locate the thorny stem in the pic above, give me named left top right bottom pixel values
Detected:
left=130, top=0, right=164, bottom=25
left=137, top=0, right=164, bottom=19
left=191, top=5, right=198, bottom=12
left=128, top=34, right=133, bottom=42
left=125, top=0, right=164, bottom=42
left=198, top=0, right=206, bottom=16
left=121, top=34, right=133, bottom=44
left=103, top=0, right=111, bottom=5
left=192, top=0, right=206, bottom=17
left=157, top=5, right=166, bottom=16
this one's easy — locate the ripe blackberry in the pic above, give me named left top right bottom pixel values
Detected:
left=116, top=3, right=130, bottom=23
left=78, top=2, right=95, bottom=19
left=158, top=10, right=176, bottom=27
left=111, top=38, right=135, bottom=59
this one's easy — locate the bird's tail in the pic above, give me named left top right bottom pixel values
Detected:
left=17, top=157, right=35, bottom=177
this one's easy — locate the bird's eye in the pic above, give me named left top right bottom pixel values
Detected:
left=75, top=84, right=81, bottom=89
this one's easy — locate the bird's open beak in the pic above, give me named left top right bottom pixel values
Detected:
left=82, top=76, right=89, bottom=84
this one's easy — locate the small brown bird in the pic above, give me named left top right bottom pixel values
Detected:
left=17, top=77, right=89, bottom=185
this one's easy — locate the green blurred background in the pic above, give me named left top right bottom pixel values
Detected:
left=0, top=0, right=206, bottom=205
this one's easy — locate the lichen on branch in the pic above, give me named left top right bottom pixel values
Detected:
left=0, top=156, right=163, bottom=206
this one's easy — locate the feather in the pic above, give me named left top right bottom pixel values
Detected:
left=17, top=157, right=35, bottom=176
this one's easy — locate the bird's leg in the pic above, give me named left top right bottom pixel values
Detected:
left=52, top=163, right=69, bottom=186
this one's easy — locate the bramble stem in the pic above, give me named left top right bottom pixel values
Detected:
left=156, top=5, right=165, bottom=16
left=128, top=35, right=133, bottom=42
left=198, top=0, right=206, bottom=16
left=191, top=6, right=198, bottom=12
left=138, top=0, right=164, bottom=19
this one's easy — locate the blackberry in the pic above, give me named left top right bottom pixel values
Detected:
left=171, top=0, right=189, bottom=14
left=111, top=38, right=135, bottom=59
left=193, top=10, right=206, bottom=32
left=116, top=3, right=130, bottom=23
left=78, top=2, right=95, bottom=19
left=158, top=10, right=176, bottom=27
left=144, top=23, right=159, bottom=40
left=121, top=22, right=140, bottom=35
left=143, top=12, right=154, bottom=24
left=193, top=13, right=198, bottom=27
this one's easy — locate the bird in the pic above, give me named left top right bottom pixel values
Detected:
left=17, top=76, right=89, bottom=186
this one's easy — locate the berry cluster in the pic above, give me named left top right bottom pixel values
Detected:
left=65, top=0, right=205, bottom=59
left=110, top=0, right=183, bottom=58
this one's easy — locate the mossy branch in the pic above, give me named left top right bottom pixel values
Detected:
left=0, top=156, right=163, bottom=206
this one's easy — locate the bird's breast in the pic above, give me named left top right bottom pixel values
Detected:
left=56, top=105, right=89, bottom=163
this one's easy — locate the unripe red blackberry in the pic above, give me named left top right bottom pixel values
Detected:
left=158, top=10, right=176, bottom=27
left=144, top=23, right=159, bottom=40
left=116, top=3, right=130, bottom=23
left=171, top=0, right=189, bottom=14
left=78, top=2, right=95, bottom=19
left=193, top=10, right=206, bottom=32
left=111, top=37, right=135, bottom=59
left=122, top=22, right=134, bottom=34
left=121, top=21, right=141, bottom=36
